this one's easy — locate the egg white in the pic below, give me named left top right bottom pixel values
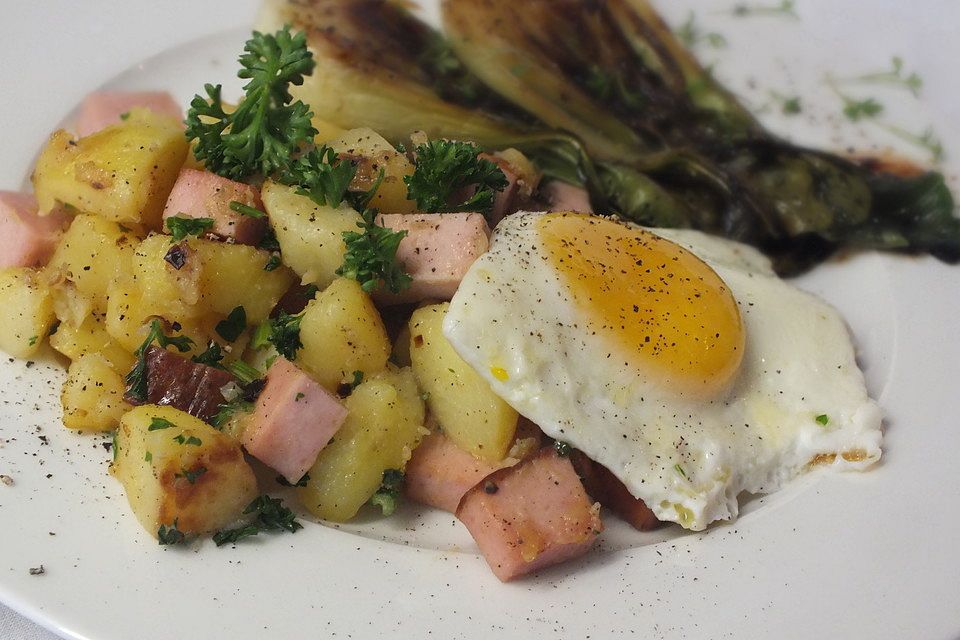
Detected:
left=443, top=212, right=882, bottom=531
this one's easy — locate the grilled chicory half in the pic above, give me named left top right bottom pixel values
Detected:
left=257, top=0, right=959, bottom=274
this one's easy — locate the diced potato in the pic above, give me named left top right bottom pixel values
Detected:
left=299, top=367, right=426, bottom=521
left=105, top=279, right=150, bottom=353
left=49, top=313, right=135, bottom=373
left=409, top=303, right=518, bottom=462
left=111, top=405, right=258, bottom=537
left=297, top=277, right=391, bottom=391
left=328, top=127, right=417, bottom=215
left=32, top=108, right=189, bottom=229
left=130, top=234, right=295, bottom=329
left=261, top=181, right=361, bottom=289
left=45, top=213, right=138, bottom=317
left=61, top=354, right=129, bottom=432
left=311, top=115, right=348, bottom=145
left=0, top=267, right=56, bottom=358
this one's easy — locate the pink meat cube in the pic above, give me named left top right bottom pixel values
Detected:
left=405, top=431, right=505, bottom=513
left=241, top=358, right=348, bottom=484
left=543, top=181, right=593, bottom=214
left=74, top=91, right=183, bottom=137
left=457, top=448, right=603, bottom=582
left=376, top=212, right=490, bottom=304
left=0, top=192, right=71, bottom=268
left=162, top=168, right=266, bottom=245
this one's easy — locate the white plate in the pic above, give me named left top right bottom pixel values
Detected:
left=2, top=1, right=959, bottom=638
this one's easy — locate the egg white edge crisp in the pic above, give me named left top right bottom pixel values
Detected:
left=442, top=211, right=883, bottom=531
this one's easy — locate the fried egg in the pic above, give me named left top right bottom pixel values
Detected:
left=443, top=212, right=882, bottom=531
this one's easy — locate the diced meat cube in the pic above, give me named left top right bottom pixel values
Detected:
left=0, top=192, right=71, bottom=268
left=162, top=168, right=266, bottom=245
left=456, top=448, right=603, bottom=582
left=406, top=431, right=505, bottom=512
left=242, top=358, right=347, bottom=484
left=479, top=153, right=520, bottom=226
left=127, top=345, right=236, bottom=423
left=542, top=181, right=593, bottom=214
left=376, top=212, right=490, bottom=304
left=75, top=91, right=183, bottom=137
left=570, top=451, right=661, bottom=531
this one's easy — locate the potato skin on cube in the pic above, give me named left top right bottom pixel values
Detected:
left=409, top=303, right=518, bottom=462
left=0, top=267, right=56, bottom=358
left=297, top=277, right=391, bottom=391
left=299, top=367, right=426, bottom=522
left=61, top=353, right=129, bottom=432
left=261, top=181, right=361, bottom=289
left=32, top=108, right=189, bottom=229
left=111, top=405, right=258, bottom=538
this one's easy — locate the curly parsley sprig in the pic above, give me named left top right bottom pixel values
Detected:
left=336, top=209, right=411, bottom=294
left=404, top=140, right=507, bottom=215
left=185, top=27, right=318, bottom=181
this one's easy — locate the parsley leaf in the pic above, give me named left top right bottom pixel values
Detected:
left=213, top=495, right=303, bottom=546
left=336, top=208, right=411, bottom=294
left=265, top=311, right=304, bottom=360
left=554, top=441, right=572, bottom=457
left=192, top=341, right=226, bottom=367
left=166, top=216, right=214, bottom=242
left=173, top=434, right=203, bottom=446
left=404, top=140, right=508, bottom=215
left=176, top=466, right=208, bottom=484
left=157, top=520, right=186, bottom=546
left=211, top=399, right=254, bottom=430
left=215, top=306, right=247, bottom=342
left=815, top=414, right=830, bottom=426
left=368, top=469, right=404, bottom=516
left=226, top=360, right=261, bottom=385
left=125, top=319, right=195, bottom=404
left=148, top=417, right=176, bottom=431
left=229, top=201, right=266, bottom=218
left=281, top=145, right=358, bottom=208
left=842, top=97, right=883, bottom=122
left=185, top=27, right=318, bottom=181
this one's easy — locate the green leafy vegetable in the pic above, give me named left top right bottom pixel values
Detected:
left=148, top=417, right=176, bottom=431
left=192, top=341, right=226, bottom=367
left=264, top=254, right=281, bottom=271
left=176, top=466, right=208, bottom=484
left=185, top=27, right=317, bottom=181
left=553, top=441, right=572, bottom=457
left=166, top=216, right=214, bottom=242
left=157, top=520, right=186, bottom=546
left=226, top=361, right=261, bottom=385
left=125, top=320, right=195, bottom=403
left=265, top=311, right=304, bottom=360
left=211, top=399, right=254, bottom=430
left=815, top=414, right=830, bottom=426
left=281, top=145, right=357, bottom=208
left=368, top=469, right=405, bottom=516
left=215, top=306, right=247, bottom=342
left=337, top=208, right=412, bottom=294
left=404, top=139, right=508, bottom=215
left=173, top=434, right=203, bottom=446
left=213, top=495, right=303, bottom=546
left=229, top=201, right=267, bottom=218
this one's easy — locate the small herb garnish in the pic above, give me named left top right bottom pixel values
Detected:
left=336, top=208, right=411, bottom=294
left=264, top=254, right=281, bottom=271
left=226, top=360, right=261, bottom=385
left=250, top=321, right=272, bottom=350
left=185, top=27, right=317, bottom=181
left=213, top=495, right=303, bottom=546
left=404, top=139, right=508, bottom=215
left=125, top=320, right=195, bottom=403
left=166, top=216, right=215, bottom=242
left=554, top=441, right=572, bottom=457
left=144, top=451, right=153, bottom=462
left=731, top=0, right=798, bottom=19
left=173, top=434, right=203, bottom=446
left=674, top=463, right=689, bottom=480
left=842, top=96, right=883, bottom=122
left=281, top=145, right=357, bottom=208
left=815, top=414, right=830, bottom=426
left=176, top=466, right=208, bottom=484
left=770, top=91, right=802, bottom=115
left=336, top=370, right=365, bottom=397
left=211, top=399, right=254, bottom=430
left=192, top=341, right=226, bottom=367
left=157, top=519, right=186, bottom=546
left=229, top=200, right=266, bottom=218
left=368, top=469, right=404, bottom=516
left=111, top=431, right=119, bottom=463
left=842, top=56, right=923, bottom=97
left=27, top=335, right=38, bottom=347
left=266, top=311, right=304, bottom=360
left=215, top=306, right=247, bottom=342
left=257, top=228, right=281, bottom=252
left=148, top=417, right=176, bottom=431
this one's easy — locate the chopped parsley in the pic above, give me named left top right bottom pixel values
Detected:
left=264, top=254, right=281, bottom=271
left=265, top=311, right=304, bottom=360
left=229, top=200, right=266, bottom=218
left=731, top=0, right=798, bottom=19
left=281, top=145, right=357, bottom=208
left=677, top=12, right=727, bottom=49
left=27, top=335, right=38, bottom=347
left=157, top=520, right=186, bottom=546
left=404, top=139, right=507, bottom=215
left=211, top=399, right=254, bottom=430
left=185, top=27, right=317, bottom=181
left=226, top=360, right=261, bottom=385
left=674, top=463, right=689, bottom=480
left=213, top=495, right=303, bottom=546
left=166, top=216, right=215, bottom=242
left=176, top=466, right=208, bottom=484
left=554, top=440, right=572, bottom=457
left=337, top=370, right=365, bottom=397
left=842, top=96, right=883, bottom=122
left=144, top=451, right=153, bottom=462
left=215, top=306, right=247, bottom=342
left=815, top=414, right=830, bottom=426
left=192, top=341, right=226, bottom=367
left=368, top=469, right=404, bottom=516
left=173, top=434, right=203, bottom=446
left=148, top=417, right=176, bottom=431
left=125, top=320, right=195, bottom=403
left=336, top=208, right=411, bottom=294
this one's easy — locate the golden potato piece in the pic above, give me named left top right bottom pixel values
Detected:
left=0, top=267, right=56, bottom=358
left=61, top=353, right=129, bottom=432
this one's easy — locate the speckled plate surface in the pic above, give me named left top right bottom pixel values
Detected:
left=1, top=1, right=959, bottom=638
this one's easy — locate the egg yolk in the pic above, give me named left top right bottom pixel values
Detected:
left=539, top=213, right=745, bottom=397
